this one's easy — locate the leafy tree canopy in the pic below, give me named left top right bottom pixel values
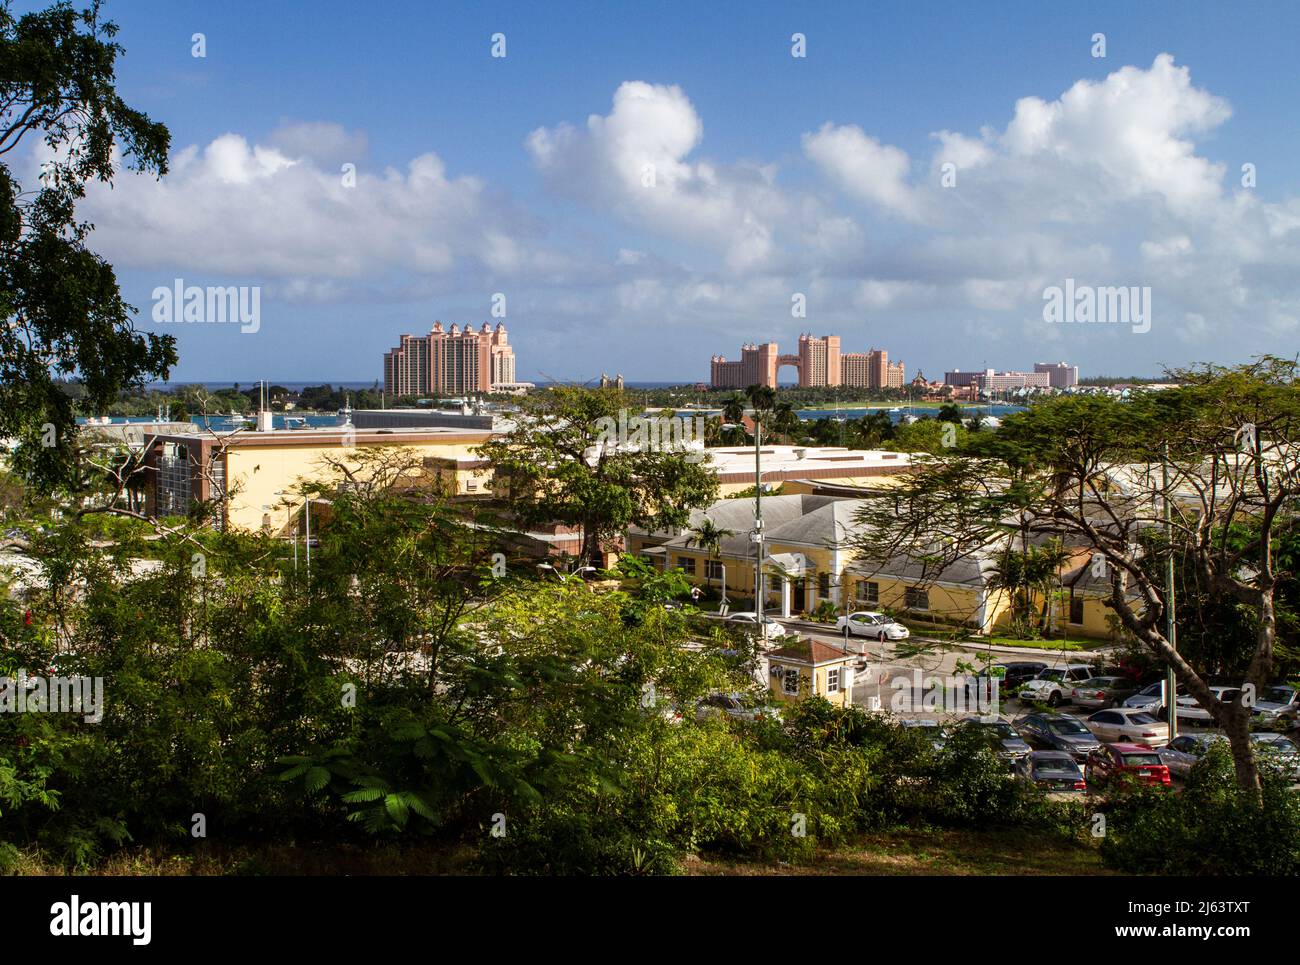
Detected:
left=0, top=0, right=174, bottom=488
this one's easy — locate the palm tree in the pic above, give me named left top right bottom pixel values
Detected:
left=722, top=393, right=747, bottom=426
left=989, top=538, right=1071, bottom=637
left=772, top=400, right=802, bottom=444
left=686, top=517, right=735, bottom=590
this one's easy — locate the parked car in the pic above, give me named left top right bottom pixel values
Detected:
left=1083, top=707, right=1170, bottom=746
left=695, top=692, right=783, bottom=723
left=1015, top=750, right=1088, bottom=794
left=725, top=612, right=783, bottom=638
left=1252, top=685, right=1300, bottom=728
left=1070, top=676, right=1142, bottom=709
left=959, top=717, right=1031, bottom=767
left=1159, top=732, right=1300, bottom=781
left=644, top=699, right=685, bottom=724
left=897, top=717, right=946, bottom=751
left=1175, top=686, right=1242, bottom=725
left=1123, top=680, right=1183, bottom=717
left=834, top=611, right=910, bottom=642
left=1017, top=664, right=1095, bottom=707
left=995, top=661, right=1049, bottom=691
left=1254, top=733, right=1300, bottom=778
left=1157, top=733, right=1222, bottom=779
left=1014, top=712, right=1102, bottom=761
left=1085, top=743, right=1172, bottom=788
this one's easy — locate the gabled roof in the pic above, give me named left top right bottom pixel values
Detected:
left=1061, top=561, right=1145, bottom=602
left=766, top=499, right=868, bottom=547
left=847, top=545, right=1003, bottom=587
left=637, top=494, right=845, bottom=558
left=768, top=639, right=858, bottom=666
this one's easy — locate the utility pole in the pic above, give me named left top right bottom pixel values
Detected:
left=753, top=413, right=765, bottom=628
left=1163, top=445, right=1179, bottom=740
left=305, top=496, right=312, bottom=583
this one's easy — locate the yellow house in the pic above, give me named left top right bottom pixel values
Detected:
left=767, top=639, right=857, bottom=708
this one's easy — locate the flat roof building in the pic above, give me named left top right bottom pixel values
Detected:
left=141, top=425, right=496, bottom=532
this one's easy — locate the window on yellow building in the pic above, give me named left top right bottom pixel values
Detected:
left=781, top=668, right=800, bottom=695
left=1069, top=593, right=1084, bottom=625
left=857, top=580, right=879, bottom=605
left=677, top=556, right=696, bottom=575
left=905, top=586, right=929, bottom=610
left=826, top=668, right=841, bottom=694
left=705, top=560, right=723, bottom=582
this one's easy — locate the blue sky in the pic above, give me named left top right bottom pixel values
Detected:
left=30, top=0, right=1300, bottom=383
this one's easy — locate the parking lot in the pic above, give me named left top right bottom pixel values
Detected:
left=762, top=621, right=1300, bottom=787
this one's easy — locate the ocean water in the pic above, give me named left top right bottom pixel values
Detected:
left=796, top=404, right=1026, bottom=422
left=142, top=381, right=378, bottom=391
left=78, top=414, right=347, bottom=429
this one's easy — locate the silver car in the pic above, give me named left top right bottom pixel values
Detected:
left=1160, top=732, right=1300, bottom=780
left=1070, top=676, right=1141, bottom=710
left=1253, top=686, right=1300, bottom=728
left=1157, top=733, right=1224, bottom=779
left=1123, top=681, right=1183, bottom=713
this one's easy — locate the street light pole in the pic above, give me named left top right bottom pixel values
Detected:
left=305, top=496, right=311, bottom=582
left=1163, top=446, right=1179, bottom=740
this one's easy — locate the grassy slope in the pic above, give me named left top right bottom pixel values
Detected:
left=687, top=830, right=1112, bottom=876
left=9, top=829, right=1112, bottom=876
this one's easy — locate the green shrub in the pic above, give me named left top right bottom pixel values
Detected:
left=1098, top=743, right=1300, bottom=874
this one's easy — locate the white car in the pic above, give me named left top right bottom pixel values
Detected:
left=1017, top=664, right=1095, bottom=707
left=695, top=692, right=783, bottom=723
left=834, top=611, right=909, bottom=642
left=725, top=612, right=783, bottom=638
left=1083, top=707, right=1170, bottom=746
left=1175, top=686, right=1242, bottom=724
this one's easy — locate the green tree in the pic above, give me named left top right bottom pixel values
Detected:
left=987, top=539, right=1071, bottom=638
left=0, top=1, right=175, bottom=488
left=477, top=386, right=718, bottom=564
left=686, top=516, right=734, bottom=590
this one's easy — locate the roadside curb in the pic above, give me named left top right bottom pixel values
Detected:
left=699, top=612, right=1113, bottom=661
left=774, top=618, right=1115, bottom=661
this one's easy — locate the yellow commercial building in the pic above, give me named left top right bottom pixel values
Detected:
left=143, top=426, right=495, bottom=532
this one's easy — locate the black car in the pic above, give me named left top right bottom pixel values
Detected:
left=1015, top=751, right=1088, bottom=794
left=1014, top=712, right=1102, bottom=761
left=995, top=661, right=1049, bottom=692
left=958, top=717, right=1032, bottom=767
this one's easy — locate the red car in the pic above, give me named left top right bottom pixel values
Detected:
left=1084, top=742, right=1171, bottom=788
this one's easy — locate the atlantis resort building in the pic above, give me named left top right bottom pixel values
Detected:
left=384, top=322, right=517, bottom=396
left=710, top=334, right=904, bottom=390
